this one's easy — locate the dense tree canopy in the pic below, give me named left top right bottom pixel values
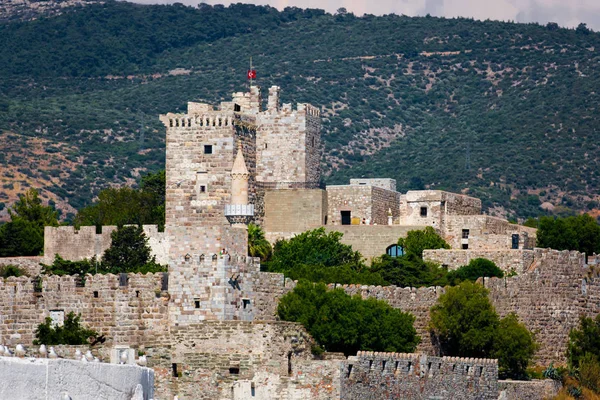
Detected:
left=0, top=189, right=58, bottom=257
left=446, top=258, right=504, bottom=286
left=536, top=215, right=600, bottom=257
left=75, top=170, right=166, bottom=230
left=398, top=227, right=450, bottom=258
left=278, top=280, right=420, bottom=355
left=429, top=281, right=536, bottom=379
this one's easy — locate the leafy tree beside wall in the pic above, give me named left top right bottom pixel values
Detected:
left=42, top=225, right=166, bottom=275
left=429, top=281, right=537, bottom=379
left=34, top=312, right=98, bottom=345
left=0, top=189, right=58, bottom=257
left=278, top=280, right=420, bottom=355
left=398, top=227, right=451, bottom=258
left=536, top=215, right=600, bottom=257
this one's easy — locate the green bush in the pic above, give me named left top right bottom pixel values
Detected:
left=0, top=265, right=26, bottom=278
left=370, top=254, right=447, bottom=287
left=430, top=281, right=537, bottom=379
left=568, top=315, right=600, bottom=368
left=446, top=258, right=504, bottom=285
left=278, top=280, right=420, bottom=355
left=398, top=227, right=450, bottom=258
left=33, top=312, right=98, bottom=345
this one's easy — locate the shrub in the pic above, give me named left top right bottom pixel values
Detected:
left=446, top=258, right=504, bottom=285
left=278, top=280, right=420, bottom=355
left=430, top=282, right=537, bottom=379
left=33, top=312, right=98, bottom=345
left=0, top=264, right=26, bottom=278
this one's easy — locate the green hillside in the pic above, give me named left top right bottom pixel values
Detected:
left=0, top=1, right=599, bottom=220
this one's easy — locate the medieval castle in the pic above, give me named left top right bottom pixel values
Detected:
left=0, top=85, right=591, bottom=399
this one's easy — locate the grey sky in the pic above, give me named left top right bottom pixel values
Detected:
left=130, top=0, right=600, bottom=31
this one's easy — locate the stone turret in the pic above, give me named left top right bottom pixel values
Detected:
left=225, top=142, right=254, bottom=227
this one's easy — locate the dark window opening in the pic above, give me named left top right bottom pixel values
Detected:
left=420, top=207, right=428, bottom=217
left=200, top=185, right=207, bottom=193
left=382, top=360, right=387, bottom=371
left=229, top=367, right=240, bottom=375
left=462, top=243, right=469, bottom=250
left=93, top=291, right=99, bottom=298
left=243, top=299, right=251, bottom=309
left=265, top=143, right=268, bottom=149
left=172, top=363, right=178, bottom=378
left=341, top=211, right=352, bottom=225
left=407, top=361, right=412, bottom=374
left=136, top=290, right=140, bottom=298
left=204, top=145, right=213, bottom=154
left=347, top=365, right=353, bottom=378
left=234, top=104, right=241, bottom=112
left=161, top=272, right=169, bottom=291
left=386, top=245, right=404, bottom=258
left=287, top=352, right=292, bottom=375
left=194, top=299, right=200, bottom=309
left=462, top=229, right=470, bottom=239
left=251, top=383, right=256, bottom=397
left=512, top=234, right=520, bottom=249
left=369, top=360, right=373, bottom=370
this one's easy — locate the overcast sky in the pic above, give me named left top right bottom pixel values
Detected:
left=130, top=0, right=600, bottom=31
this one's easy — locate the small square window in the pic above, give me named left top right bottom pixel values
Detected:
left=462, top=229, right=470, bottom=239
left=199, top=185, right=206, bottom=193
left=462, top=243, right=469, bottom=250
left=420, top=207, right=428, bottom=217
left=204, top=145, right=213, bottom=154
left=194, top=298, right=200, bottom=309
left=243, top=299, right=251, bottom=309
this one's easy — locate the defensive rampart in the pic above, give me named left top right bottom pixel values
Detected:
left=0, top=256, right=43, bottom=276
left=43, top=225, right=169, bottom=265
left=423, top=249, right=535, bottom=273
left=341, top=352, right=499, bottom=400
left=0, top=273, right=169, bottom=347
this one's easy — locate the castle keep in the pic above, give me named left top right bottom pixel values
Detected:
left=0, top=85, right=582, bottom=399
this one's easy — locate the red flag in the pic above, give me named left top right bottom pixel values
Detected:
left=247, top=70, right=257, bottom=80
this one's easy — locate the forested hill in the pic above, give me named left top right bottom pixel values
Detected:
left=1, top=1, right=599, bottom=221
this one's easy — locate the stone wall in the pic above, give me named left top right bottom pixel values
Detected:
left=485, top=248, right=588, bottom=364
left=326, top=185, right=400, bottom=226
left=43, top=225, right=169, bottom=265
left=423, top=249, right=535, bottom=273
left=255, top=87, right=321, bottom=185
left=0, top=273, right=169, bottom=347
left=324, top=225, right=428, bottom=262
left=167, top=252, right=261, bottom=324
left=153, top=321, right=321, bottom=400
left=443, top=215, right=537, bottom=250
left=0, top=357, right=154, bottom=400
left=263, top=189, right=327, bottom=243
left=400, top=190, right=482, bottom=230
left=349, top=178, right=396, bottom=191
left=341, top=352, right=499, bottom=400
left=498, top=379, right=561, bottom=400
left=0, top=256, right=43, bottom=276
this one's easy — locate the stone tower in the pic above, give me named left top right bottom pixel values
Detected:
left=160, top=96, right=258, bottom=324
left=255, top=86, right=322, bottom=187
left=159, top=84, right=321, bottom=323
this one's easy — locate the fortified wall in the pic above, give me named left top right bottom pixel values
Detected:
left=423, top=249, right=536, bottom=273
left=341, top=352, right=499, bottom=400
left=43, top=225, right=169, bottom=265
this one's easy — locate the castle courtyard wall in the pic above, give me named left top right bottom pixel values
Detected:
left=43, top=225, right=169, bottom=265
left=0, top=256, right=43, bottom=276
left=423, top=249, right=535, bottom=274
left=341, top=352, right=499, bottom=400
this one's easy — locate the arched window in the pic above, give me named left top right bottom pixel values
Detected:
left=386, top=245, right=404, bottom=258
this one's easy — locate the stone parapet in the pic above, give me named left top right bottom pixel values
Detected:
left=341, top=352, right=498, bottom=400
left=423, top=249, right=535, bottom=273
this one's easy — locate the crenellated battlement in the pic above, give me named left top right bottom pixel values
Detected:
left=342, top=352, right=499, bottom=399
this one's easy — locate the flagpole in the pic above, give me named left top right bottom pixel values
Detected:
left=249, top=57, right=253, bottom=88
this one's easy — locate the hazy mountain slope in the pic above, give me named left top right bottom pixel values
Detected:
left=0, top=2, right=599, bottom=220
